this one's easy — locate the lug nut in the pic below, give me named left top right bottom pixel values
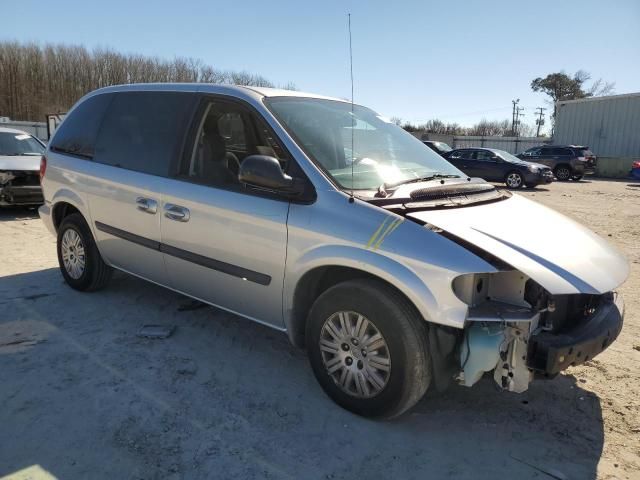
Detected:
left=357, top=360, right=364, bottom=370
left=341, top=343, right=350, bottom=351
left=361, top=349, right=367, bottom=357
left=351, top=338, right=359, bottom=346
left=345, top=357, right=353, bottom=366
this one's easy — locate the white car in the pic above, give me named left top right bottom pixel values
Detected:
left=39, top=84, right=628, bottom=418
left=0, top=127, right=45, bottom=206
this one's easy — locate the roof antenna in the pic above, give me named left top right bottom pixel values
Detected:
left=348, top=13, right=355, bottom=203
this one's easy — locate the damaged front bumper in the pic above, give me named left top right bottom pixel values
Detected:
left=527, top=292, right=623, bottom=376
left=0, top=171, right=43, bottom=206
left=456, top=272, right=625, bottom=393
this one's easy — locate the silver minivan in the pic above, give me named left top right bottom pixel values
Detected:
left=39, top=84, right=628, bottom=418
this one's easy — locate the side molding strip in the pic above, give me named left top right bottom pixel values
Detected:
left=94, top=221, right=271, bottom=286
left=95, top=221, right=160, bottom=250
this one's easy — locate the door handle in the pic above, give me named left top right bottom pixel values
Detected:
left=164, top=204, right=190, bottom=222
left=136, top=197, right=157, bottom=214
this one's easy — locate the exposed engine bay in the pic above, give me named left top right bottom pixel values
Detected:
left=452, top=271, right=622, bottom=392
left=0, top=170, right=43, bottom=206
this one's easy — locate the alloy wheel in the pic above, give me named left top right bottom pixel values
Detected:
left=506, top=172, right=523, bottom=188
left=319, top=311, right=391, bottom=398
left=61, top=229, right=86, bottom=279
left=556, top=167, right=571, bottom=181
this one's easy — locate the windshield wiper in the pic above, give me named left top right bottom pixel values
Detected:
left=378, top=173, right=462, bottom=193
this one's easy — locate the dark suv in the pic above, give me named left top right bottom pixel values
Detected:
left=517, top=145, right=596, bottom=181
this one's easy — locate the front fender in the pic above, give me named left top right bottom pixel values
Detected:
left=284, top=244, right=469, bottom=333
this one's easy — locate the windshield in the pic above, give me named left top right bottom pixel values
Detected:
left=0, top=132, right=45, bottom=156
left=265, top=97, right=463, bottom=190
left=492, top=149, right=522, bottom=163
left=434, top=142, right=452, bottom=152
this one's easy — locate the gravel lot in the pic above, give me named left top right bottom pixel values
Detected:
left=1, top=178, right=638, bottom=480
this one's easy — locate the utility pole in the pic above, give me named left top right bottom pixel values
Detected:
left=535, top=107, right=546, bottom=137
left=511, top=99, right=519, bottom=136
left=515, top=106, right=525, bottom=137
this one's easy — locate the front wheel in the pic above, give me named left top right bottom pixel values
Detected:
left=505, top=171, right=524, bottom=189
left=57, top=213, right=112, bottom=291
left=306, top=279, right=431, bottom=419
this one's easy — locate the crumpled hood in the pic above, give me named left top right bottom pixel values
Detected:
left=0, top=155, right=41, bottom=172
left=407, top=194, right=629, bottom=295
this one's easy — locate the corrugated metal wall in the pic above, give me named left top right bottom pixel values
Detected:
left=416, top=132, right=550, bottom=154
left=554, top=93, right=640, bottom=157
left=451, top=136, right=549, bottom=154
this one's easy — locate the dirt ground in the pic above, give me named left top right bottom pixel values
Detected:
left=1, top=178, right=638, bottom=480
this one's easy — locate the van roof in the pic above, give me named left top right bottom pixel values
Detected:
left=89, top=83, right=345, bottom=102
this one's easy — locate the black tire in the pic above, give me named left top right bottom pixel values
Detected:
left=554, top=165, right=572, bottom=181
left=504, top=171, right=524, bottom=189
left=57, top=213, right=112, bottom=291
left=306, top=279, right=431, bottom=419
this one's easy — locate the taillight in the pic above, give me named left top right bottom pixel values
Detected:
left=40, top=155, right=47, bottom=182
left=632, top=161, right=640, bottom=169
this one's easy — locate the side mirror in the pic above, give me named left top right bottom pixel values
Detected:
left=239, top=155, right=304, bottom=195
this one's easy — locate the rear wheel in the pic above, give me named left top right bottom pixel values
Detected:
left=57, top=213, right=112, bottom=291
left=554, top=165, right=572, bottom=181
left=306, top=279, right=431, bottom=419
left=505, top=171, right=524, bottom=189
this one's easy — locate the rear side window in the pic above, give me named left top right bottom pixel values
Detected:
left=50, top=94, right=113, bottom=158
left=550, top=147, right=571, bottom=156
left=93, top=92, right=196, bottom=177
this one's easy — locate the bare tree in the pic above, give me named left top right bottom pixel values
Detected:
left=0, top=41, right=290, bottom=121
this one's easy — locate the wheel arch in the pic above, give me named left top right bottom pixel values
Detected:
left=285, top=246, right=443, bottom=349
left=50, top=190, right=90, bottom=232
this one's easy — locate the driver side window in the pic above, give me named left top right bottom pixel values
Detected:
left=180, top=100, right=289, bottom=188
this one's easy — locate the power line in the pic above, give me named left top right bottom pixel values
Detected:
left=511, top=99, right=519, bottom=136
left=535, top=107, right=547, bottom=137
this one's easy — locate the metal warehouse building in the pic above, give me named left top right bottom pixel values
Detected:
left=554, top=93, right=640, bottom=177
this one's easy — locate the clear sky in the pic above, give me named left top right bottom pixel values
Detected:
left=3, top=0, right=639, bottom=133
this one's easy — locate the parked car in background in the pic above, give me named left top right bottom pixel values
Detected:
left=39, top=84, right=627, bottom=418
left=443, top=147, right=553, bottom=189
left=0, top=127, right=45, bottom=206
left=422, top=140, right=452, bottom=156
left=517, top=145, right=596, bottom=181
left=630, top=160, right=640, bottom=180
